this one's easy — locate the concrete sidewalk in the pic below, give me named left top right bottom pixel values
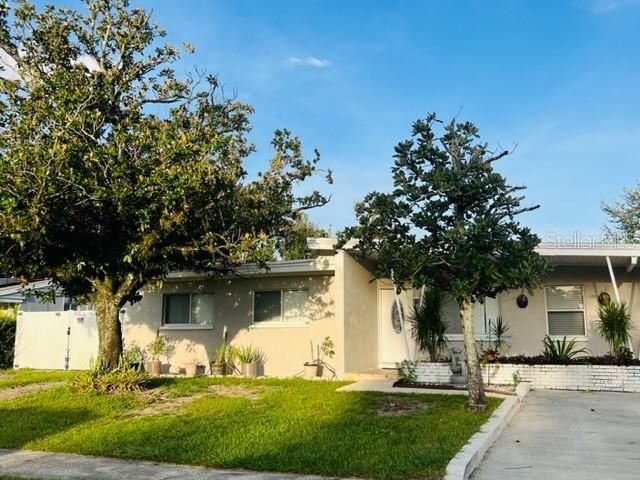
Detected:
left=0, top=449, right=345, bottom=480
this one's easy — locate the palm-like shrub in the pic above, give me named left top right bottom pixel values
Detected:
left=409, top=289, right=448, bottom=361
left=542, top=336, right=588, bottom=363
left=597, top=302, right=633, bottom=360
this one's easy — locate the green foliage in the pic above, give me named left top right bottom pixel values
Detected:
left=602, top=183, right=640, bottom=241
left=122, top=342, right=145, bottom=367
left=409, top=289, right=448, bottom=361
left=339, top=114, right=548, bottom=303
left=488, top=316, right=511, bottom=356
left=597, top=302, right=633, bottom=360
left=213, top=341, right=236, bottom=366
left=69, top=360, right=149, bottom=393
left=339, top=113, right=548, bottom=407
left=0, top=306, right=16, bottom=368
left=397, top=359, right=417, bottom=383
left=146, top=334, right=169, bottom=361
left=280, top=212, right=328, bottom=260
left=235, top=344, right=264, bottom=364
left=542, top=336, right=589, bottom=363
left=0, top=0, right=330, bottom=367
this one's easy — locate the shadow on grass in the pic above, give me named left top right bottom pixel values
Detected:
left=0, top=406, right=97, bottom=449
left=62, top=388, right=490, bottom=480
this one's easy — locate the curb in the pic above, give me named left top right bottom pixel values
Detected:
left=444, top=382, right=531, bottom=480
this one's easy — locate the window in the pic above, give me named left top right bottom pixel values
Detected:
left=434, top=295, right=499, bottom=337
left=545, top=285, right=585, bottom=336
left=253, top=289, right=309, bottom=324
left=162, top=293, right=214, bottom=326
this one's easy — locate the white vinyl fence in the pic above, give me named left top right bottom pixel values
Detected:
left=14, top=309, right=98, bottom=370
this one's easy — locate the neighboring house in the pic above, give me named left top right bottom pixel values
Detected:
left=12, top=240, right=640, bottom=376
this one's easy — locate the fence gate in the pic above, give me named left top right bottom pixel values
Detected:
left=14, top=310, right=98, bottom=370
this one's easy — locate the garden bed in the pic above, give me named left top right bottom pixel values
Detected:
left=393, top=380, right=516, bottom=396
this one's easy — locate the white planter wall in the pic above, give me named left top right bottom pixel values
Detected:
left=415, top=361, right=640, bottom=393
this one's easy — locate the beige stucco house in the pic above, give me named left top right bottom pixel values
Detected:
left=118, top=240, right=640, bottom=377
left=10, top=240, right=640, bottom=374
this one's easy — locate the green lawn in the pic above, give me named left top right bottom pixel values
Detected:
left=0, top=369, right=75, bottom=389
left=0, top=371, right=500, bottom=480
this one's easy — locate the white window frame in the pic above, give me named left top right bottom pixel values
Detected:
left=160, top=293, right=214, bottom=330
left=251, top=288, right=310, bottom=328
left=544, top=284, right=588, bottom=341
left=434, top=295, right=497, bottom=342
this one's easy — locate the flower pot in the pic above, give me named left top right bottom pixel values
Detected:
left=484, top=351, right=497, bottom=363
left=185, top=363, right=198, bottom=377
left=148, top=359, right=161, bottom=376
left=242, top=362, right=257, bottom=377
left=210, top=362, right=226, bottom=376
left=304, top=362, right=320, bottom=380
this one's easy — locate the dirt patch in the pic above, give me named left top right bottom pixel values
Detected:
left=374, top=396, right=430, bottom=417
left=0, top=381, right=65, bottom=400
left=132, top=390, right=203, bottom=417
left=207, top=384, right=263, bottom=400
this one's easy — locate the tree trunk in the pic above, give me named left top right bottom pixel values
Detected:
left=459, top=299, right=486, bottom=410
left=90, top=279, right=123, bottom=370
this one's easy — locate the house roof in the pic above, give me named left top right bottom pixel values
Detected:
left=166, top=257, right=335, bottom=282
left=307, top=238, right=640, bottom=270
left=0, top=279, right=53, bottom=303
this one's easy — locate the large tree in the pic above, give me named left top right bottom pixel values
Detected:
left=0, top=0, right=331, bottom=368
left=280, top=212, right=328, bottom=260
left=340, top=114, right=547, bottom=409
left=602, top=183, right=640, bottom=242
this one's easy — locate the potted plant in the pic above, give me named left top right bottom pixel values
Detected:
left=236, top=344, right=263, bottom=377
left=146, top=333, right=169, bottom=375
left=210, top=342, right=236, bottom=376
left=304, top=336, right=335, bottom=379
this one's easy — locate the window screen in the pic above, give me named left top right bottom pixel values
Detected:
left=163, top=294, right=191, bottom=324
left=546, top=286, right=585, bottom=336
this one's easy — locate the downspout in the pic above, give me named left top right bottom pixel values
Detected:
left=605, top=256, right=633, bottom=352
left=391, top=269, right=412, bottom=361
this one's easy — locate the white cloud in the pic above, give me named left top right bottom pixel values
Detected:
left=0, top=48, right=21, bottom=81
left=288, top=56, right=331, bottom=68
left=71, top=53, right=103, bottom=73
left=590, top=0, right=640, bottom=13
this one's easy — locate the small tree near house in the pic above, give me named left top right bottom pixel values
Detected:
left=0, top=0, right=331, bottom=369
left=340, top=114, right=547, bottom=409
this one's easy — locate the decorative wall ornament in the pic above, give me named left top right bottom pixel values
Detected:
left=516, top=293, right=529, bottom=309
left=598, top=291, right=611, bottom=306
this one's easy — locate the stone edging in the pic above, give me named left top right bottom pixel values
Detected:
left=444, top=382, right=530, bottom=480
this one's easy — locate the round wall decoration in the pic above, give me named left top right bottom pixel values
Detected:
left=598, top=291, right=611, bottom=306
left=516, top=293, right=529, bottom=309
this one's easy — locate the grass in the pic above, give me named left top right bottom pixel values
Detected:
left=0, top=369, right=75, bottom=389
left=0, top=371, right=500, bottom=480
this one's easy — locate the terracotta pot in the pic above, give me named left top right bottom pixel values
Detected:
left=148, top=359, right=161, bottom=376
left=304, top=363, right=320, bottom=380
left=185, top=363, right=198, bottom=377
left=242, top=362, right=257, bottom=377
left=484, top=351, right=497, bottom=363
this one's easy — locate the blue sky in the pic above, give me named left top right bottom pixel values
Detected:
left=36, top=1, right=640, bottom=238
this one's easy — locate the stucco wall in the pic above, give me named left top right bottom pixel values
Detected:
left=497, top=266, right=640, bottom=357
left=338, top=252, right=378, bottom=373
left=124, top=273, right=338, bottom=377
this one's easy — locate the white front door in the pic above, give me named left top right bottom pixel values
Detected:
left=378, top=288, right=415, bottom=368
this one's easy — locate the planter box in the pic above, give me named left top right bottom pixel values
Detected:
left=414, top=361, right=640, bottom=392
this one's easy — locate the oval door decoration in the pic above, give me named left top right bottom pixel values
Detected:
left=391, top=301, right=404, bottom=334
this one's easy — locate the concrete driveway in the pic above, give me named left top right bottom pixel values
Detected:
left=472, top=390, right=640, bottom=479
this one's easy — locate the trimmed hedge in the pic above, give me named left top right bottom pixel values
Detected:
left=0, top=309, right=17, bottom=369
